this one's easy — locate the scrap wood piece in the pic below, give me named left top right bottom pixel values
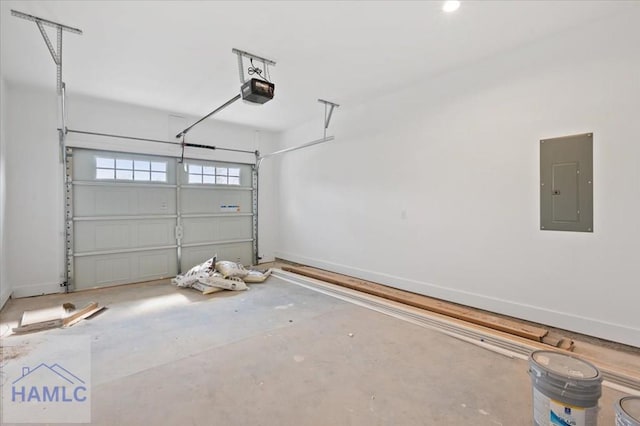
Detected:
left=282, top=265, right=549, bottom=342
left=13, top=302, right=102, bottom=333
left=13, top=319, right=64, bottom=334
left=558, top=338, right=575, bottom=351
left=541, top=333, right=563, bottom=347
left=541, top=332, right=575, bottom=352
left=62, top=302, right=99, bottom=326
left=63, top=303, right=105, bottom=327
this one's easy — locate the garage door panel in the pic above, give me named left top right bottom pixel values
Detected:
left=74, top=249, right=177, bottom=288
left=74, top=187, right=131, bottom=216
left=137, top=189, right=176, bottom=215
left=139, top=221, right=176, bottom=247
left=181, top=242, right=252, bottom=272
left=95, top=256, right=130, bottom=283
left=74, top=219, right=176, bottom=253
left=180, top=188, right=252, bottom=215
left=89, top=222, right=129, bottom=251
left=74, top=186, right=176, bottom=217
left=182, top=216, right=252, bottom=244
left=139, top=252, right=174, bottom=277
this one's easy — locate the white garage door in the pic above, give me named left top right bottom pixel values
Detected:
left=69, top=148, right=255, bottom=290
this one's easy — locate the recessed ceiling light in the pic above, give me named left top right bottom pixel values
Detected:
left=443, top=0, right=461, bottom=13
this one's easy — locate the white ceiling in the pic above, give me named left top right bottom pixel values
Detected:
left=1, top=1, right=636, bottom=131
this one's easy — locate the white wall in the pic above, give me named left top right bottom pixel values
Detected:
left=4, top=84, right=279, bottom=298
left=0, top=76, right=10, bottom=309
left=275, top=13, right=640, bottom=347
left=4, top=83, right=61, bottom=299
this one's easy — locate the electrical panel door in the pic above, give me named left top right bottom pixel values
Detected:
left=540, top=133, right=593, bottom=232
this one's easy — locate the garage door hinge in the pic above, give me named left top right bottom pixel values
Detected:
left=60, top=281, right=69, bottom=288
left=175, top=226, right=183, bottom=240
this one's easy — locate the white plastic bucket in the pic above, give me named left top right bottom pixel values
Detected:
left=615, top=397, right=640, bottom=426
left=529, top=350, right=602, bottom=426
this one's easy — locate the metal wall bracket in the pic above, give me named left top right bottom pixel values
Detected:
left=179, top=135, right=186, bottom=163
left=318, top=99, right=340, bottom=137
left=232, top=48, right=276, bottom=84
left=64, top=147, right=74, bottom=292
left=11, top=9, right=82, bottom=94
left=251, top=165, right=259, bottom=265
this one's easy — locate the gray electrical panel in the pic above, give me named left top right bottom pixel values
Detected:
left=540, top=133, right=593, bottom=232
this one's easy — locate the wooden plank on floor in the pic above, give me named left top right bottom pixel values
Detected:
left=289, top=273, right=640, bottom=386
left=13, top=319, right=64, bottom=334
left=62, top=302, right=99, bottom=326
left=64, top=305, right=105, bottom=327
left=282, top=265, right=549, bottom=342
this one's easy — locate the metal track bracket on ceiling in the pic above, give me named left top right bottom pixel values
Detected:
left=318, top=98, right=339, bottom=138
left=258, top=99, right=340, bottom=163
left=11, top=9, right=82, bottom=95
left=232, top=48, right=276, bottom=84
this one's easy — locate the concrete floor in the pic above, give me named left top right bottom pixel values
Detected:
left=0, top=276, right=634, bottom=425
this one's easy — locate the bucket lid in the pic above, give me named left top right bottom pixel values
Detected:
left=531, top=351, right=599, bottom=380
left=620, top=397, right=640, bottom=421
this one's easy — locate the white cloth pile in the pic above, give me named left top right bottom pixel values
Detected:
left=171, top=257, right=272, bottom=294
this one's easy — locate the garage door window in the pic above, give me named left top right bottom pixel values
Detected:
left=187, top=163, right=240, bottom=185
left=96, top=156, right=167, bottom=182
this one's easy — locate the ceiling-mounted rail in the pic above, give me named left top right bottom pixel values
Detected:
left=175, top=94, right=241, bottom=139
left=64, top=128, right=257, bottom=155
left=258, top=99, right=339, bottom=162
left=260, top=136, right=335, bottom=160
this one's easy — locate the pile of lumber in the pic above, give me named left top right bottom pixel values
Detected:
left=282, top=265, right=573, bottom=350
